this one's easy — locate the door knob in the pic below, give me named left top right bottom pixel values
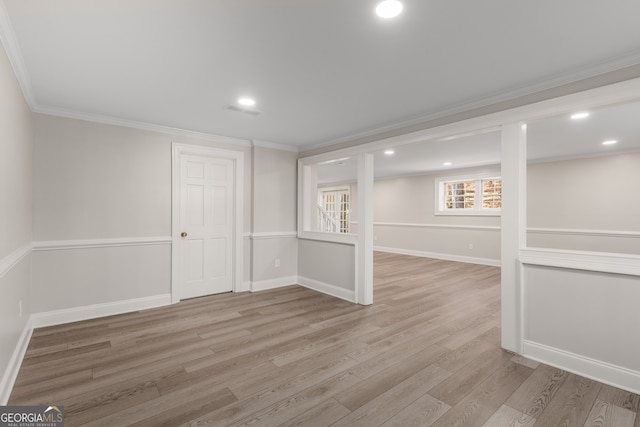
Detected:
left=181, top=232, right=187, bottom=238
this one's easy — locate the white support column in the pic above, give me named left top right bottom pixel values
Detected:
left=501, top=122, right=527, bottom=353
left=356, top=153, right=374, bottom=305
left=298, top=162, right=318, bottom=233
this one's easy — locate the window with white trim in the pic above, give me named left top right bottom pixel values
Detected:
left=318, top=187, right=350, bottom=233
left=436, top=175, right=502, bottom=215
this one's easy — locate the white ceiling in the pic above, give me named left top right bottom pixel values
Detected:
left=2, top=0, right=640, bottom=150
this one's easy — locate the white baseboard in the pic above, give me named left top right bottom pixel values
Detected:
left=374, top=246, right=501, bottom=267
left=523, top=340, right=640, bottom=395
left=0, top=318, right=33, bottom=405
left=241, top=281, right=252, bottom=292
left=251, top=276, right=298, bottom=292
left=31, top=294, right=172, bottom=328
left=297, top=276, right=356, bottom=303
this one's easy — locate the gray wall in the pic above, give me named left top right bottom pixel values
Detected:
left=523, top=264, right=640, bottom=390
left=372, top=167, right=501, bottom=264
left=250, top=146, right=298, bottom=286
left=298, top=239, right=355, bottom=294
left=32, top=115, right=171, bottom=240
left=347, top=153, right=640, bottom=264
left=31, top=114, right=253, bottom=313
left=0, top=40, right=33, bottom=402
left=252, top=146, right=297, bottom=233
left=528, top=153, right=640, bottom=254
left=341, top=166, right=501, bottom=264
left=33, top=114, right=253, bottom=239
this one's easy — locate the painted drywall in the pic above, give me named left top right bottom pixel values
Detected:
left=528, top=153, right=640, bottom=254
left=0, top=43, right=32, bottom=259
left=251, top=146, right=298, bottom=286
left=298, top=239, right=355, bottom=292
left=33, top=114, right=252, bottom=240
left=348, top=166, right=502, bottom=264
left=523, top=264, right=640, bottom=390
left=0, top=39, right=33, bottom=403
left=251, top=236, right=298, bottom=288
left=31, top=245, right=170, bottom=313
left=0, top=256, right=31, bottom=402
left=374, top=168, right=501, bottom=263
left=343, top=154, right=640, bottom=263
left=31, top=114, right=253, bottom=312
left=252, top=146, right=297, bottom=233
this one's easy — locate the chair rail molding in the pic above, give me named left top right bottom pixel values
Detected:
left=32, top=236, right=172, bottom=251
left=0, top=243, right=33, bottom=279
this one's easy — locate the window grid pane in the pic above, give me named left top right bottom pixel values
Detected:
left=339, top=194, right=350, bottom=233
left=322, top=190, right=350, bottom=234
left=482, top=179, right=502, bottom=209
left=445, top=181, right=475, bottom=209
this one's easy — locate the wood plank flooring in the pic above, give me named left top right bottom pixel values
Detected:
left=9, top=252, right=640, bottom=426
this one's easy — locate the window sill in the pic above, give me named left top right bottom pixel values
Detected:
left=435, top=210, right=501, bottom=217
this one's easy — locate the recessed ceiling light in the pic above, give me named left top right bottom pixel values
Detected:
left=443, top=162, right=452, bottom=166
left=238, top=97, right=256, bottom=107
left=571, top=112, right=590, bottom=120
left=376, top=0, right=403, bottom=18
left=384, top=149, right=395, bottom=155
left=602, top=139, right=618, bottom=145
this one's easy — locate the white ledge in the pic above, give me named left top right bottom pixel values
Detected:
left=520, top=247, right=640, bottom=276
left=297, top=231, right=357, bottom=245
left=528, top=227, right=640, bottom=238
left=251, top=232, right=298, bottom=240
left=370, top=222, right=500, bottom=231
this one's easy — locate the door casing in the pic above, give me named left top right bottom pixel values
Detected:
left=171, top=143, right=245, bottom=303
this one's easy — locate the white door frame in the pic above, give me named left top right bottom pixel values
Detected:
left=171, top=143, right=245, bottom=303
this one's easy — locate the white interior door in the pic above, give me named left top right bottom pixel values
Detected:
left=179, top=154, right=234, bottom=299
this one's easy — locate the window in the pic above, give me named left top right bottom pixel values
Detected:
left=318, top=187, right=350, bottom=233
left=436, top=175, right=501, bottom=215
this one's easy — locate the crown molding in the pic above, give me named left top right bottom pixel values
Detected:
left=301, top=50, right=640, bottom=153
left=1, top=5, right=252, bottom=148
left=251, top=139, right=299, bottom=153
left=34, top=105, right=252, bottom=147
left=0, top=0, right=36, bottom=110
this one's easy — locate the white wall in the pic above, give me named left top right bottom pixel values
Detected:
left=0, top=39, right=33, bottom=404
left=31, top=114, right=253, bottom=316
left=528, top=153, right=640, bottom=254
left=250, top=146, right=298, bottom=290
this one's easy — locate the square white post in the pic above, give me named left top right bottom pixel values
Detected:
left=501, top=122, right=527, bottom=352
left=298, top=162, right=318, bottom=233
left=357, top=153, right=374, bottom=305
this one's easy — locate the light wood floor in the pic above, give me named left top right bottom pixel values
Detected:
left=10, top=252, right=640, bottom=426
